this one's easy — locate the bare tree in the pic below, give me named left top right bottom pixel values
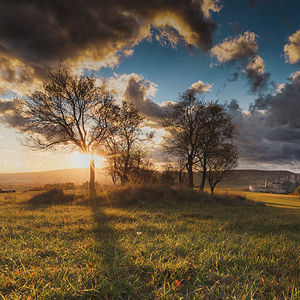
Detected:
left=161, top=90, right=239, bottom=189
left=18, top=66, right=118, bottom=197
left=161, top=90, right=208, bottom=187
left=197, top=102, right=239, bottom=191
left=206, top=144, right=239, bottom=194
left=105, top=100, right=145, bottom=184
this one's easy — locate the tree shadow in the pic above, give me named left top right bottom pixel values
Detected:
left=88, top=198, right=136, bottom=298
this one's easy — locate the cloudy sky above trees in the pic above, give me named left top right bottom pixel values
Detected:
left=0, top=0, right=300, bottom=172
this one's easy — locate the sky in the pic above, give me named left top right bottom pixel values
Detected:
left=0, top=0, right=300, bottom=173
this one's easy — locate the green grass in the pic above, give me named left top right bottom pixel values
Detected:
left=214, top=188, right=300, bottom=209
left=0, top=184, right=300, bottom=299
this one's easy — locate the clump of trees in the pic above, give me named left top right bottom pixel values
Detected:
left=161, top=90, right=239, bottom=193
left=18, top=65, right=239, bottom=195
left=18, top=65, right=154, bottom=196
left=104, top=100, right=152, bottom=184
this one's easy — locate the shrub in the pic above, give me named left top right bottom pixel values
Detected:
left=294, top=185, right=300, bottom=195
left=28, top=188, right=75, bottom=205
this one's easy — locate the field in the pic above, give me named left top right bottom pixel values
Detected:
left=0, top=185, right=300, bottom=299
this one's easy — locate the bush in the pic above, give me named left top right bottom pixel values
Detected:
left=28, top=188, right=75, bottom=205
left=294, top=185, right=300, bottom=195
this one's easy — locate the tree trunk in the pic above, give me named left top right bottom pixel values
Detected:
left=210, top=186, right=214, bottom=194
left=187, top=159, right=193, bottom=187
left=90, top=156, right=96, bottom=198
left=200, top=156, right=206, bottom=191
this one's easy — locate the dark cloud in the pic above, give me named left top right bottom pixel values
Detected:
left=123, top=75, right=175, bottom=125
left=227, top=99, right=241, bottom=111
left=264, top=128, right=300, bottom=143
left=0, top=0, right=219, bottom=94
left=250, top=72, right=300, bottom=128
left=124, top=76, right=162, bottom=119
left=226, top=72, right=300, bottom=169
left=228, top=71, right=239, bottom=82
left=0, top=99, right=17, bottom=112
left=0, top=98, right=27, bottom=128
left=245, top=68, right=272, bottom=94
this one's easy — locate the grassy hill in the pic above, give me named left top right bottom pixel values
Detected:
left=0, top=184, right=300, bottom=299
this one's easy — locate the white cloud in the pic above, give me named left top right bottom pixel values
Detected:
left=211, top=31, right=258, bottom=63
left=189, top=80, right=213, bottom=94
left=284, top=29, right=300, bottom=64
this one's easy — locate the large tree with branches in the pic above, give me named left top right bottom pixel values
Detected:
left=197, top=103, right=239, bottom=191
left=18, top=66, right=118, bottom=197
left=161, top=90, right=208, bottom=187
left=161, top=90, right=239, bottom=188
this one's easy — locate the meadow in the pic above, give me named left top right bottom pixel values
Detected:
left=0, top=184, right=300, bottom=299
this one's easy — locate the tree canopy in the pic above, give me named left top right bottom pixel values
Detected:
left=18, top=66, right=118, bottom=196
left=161, top=90, right=239, bottom=190
left=19, top=67, right=118, bottom=155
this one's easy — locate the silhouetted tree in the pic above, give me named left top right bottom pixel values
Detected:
left=197, top=103, right=239, bottom=191
left=161, top=90, right=208, bottom=187
left=206, top=144, right=239, bottom=194
left=18, top=65, right=118, bottom=197
left=105, top=100, right=148, bottom=184
left=161, top=90, right=239, bottom=189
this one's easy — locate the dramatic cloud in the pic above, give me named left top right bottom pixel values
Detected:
left=202, top=0, right=222, bottom=18
left=211, top=31, right=258, bottom=62
left=211, top=31, right=272, bottom=94
left=226, top=71, right=300, bottom=170
left=244, top=55, right=272, bottom=94
left=99, top=73, right=174, bottom=126
left=0, top=98, right=26, bottom=128
left=0, top=0, right=220, bottom=95
left=188, top=80, right=213, bottom=94
left=284, top=29, right=300, bottom=64
left=250, top=71, right=300, bottom=129
left=0, top=98, right=18, bottom=112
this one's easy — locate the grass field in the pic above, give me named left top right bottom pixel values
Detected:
left=213, top=189, right=300, bottom=209
left=0, top=184, right=300, bottom=299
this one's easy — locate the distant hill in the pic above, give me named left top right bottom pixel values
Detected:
left=0, top=168, right=111, bottom=190
left=195, top=169, right=298, bottom=190
left=0, top=168, right=298, bottom=191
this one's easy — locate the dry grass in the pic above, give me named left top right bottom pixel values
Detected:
left=0, top=184, right=299, bottom=299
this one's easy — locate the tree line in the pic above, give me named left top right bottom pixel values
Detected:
left=17, top=66, right=238, bottom=196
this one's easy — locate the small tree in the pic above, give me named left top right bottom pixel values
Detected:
left=105, top=100, right=145, bottom=184
left=197, top=102, right=239, bottom=191
left=206, top=144, right=239, bottom=194
left=18, top=66, right=118, bottom=197
left=294, top=186, right=300, bottom=195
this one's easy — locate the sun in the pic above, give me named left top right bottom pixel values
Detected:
left=72, top=151, right=107, bottom=169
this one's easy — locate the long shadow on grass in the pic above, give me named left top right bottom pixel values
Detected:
left=88, top=196, right=139, bottom=299
left=87, top=185, right=300, bottom=298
